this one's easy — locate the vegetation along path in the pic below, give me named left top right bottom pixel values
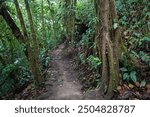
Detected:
left=37, top=44, right=84, bottom=100
left=0, top=0, right=149, bottom=100
left=37, top=44, right=103, bottom=100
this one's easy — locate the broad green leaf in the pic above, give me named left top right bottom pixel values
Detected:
left=130, top=71, right=137, bottom=83
left=123, top=73, right=129, bottom=81
left=141, top=37, right=150, bottom=42
left=131, top=51, right=139, bottom=58
left=139, top=51, right=150, bottom=62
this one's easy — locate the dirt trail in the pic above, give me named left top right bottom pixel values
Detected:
left=37, top=44, right=83, bottom=99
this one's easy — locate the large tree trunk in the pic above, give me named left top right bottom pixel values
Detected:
left=0, top=4, right=24, bottom=43
left=14, top=0, right=43, bottom=88
left=95, top=0, right=120, bottom=99
left=24, top=0, right=44, bottom=88
left=64, top=0, right=76, bottom=45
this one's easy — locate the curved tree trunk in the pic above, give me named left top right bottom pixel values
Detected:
left=95, top=0, right=121, bottom=99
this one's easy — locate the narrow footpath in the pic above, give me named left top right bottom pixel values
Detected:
left=37, top=44, right=83, bottom=99
left=37, top=44, right=103, bottom=100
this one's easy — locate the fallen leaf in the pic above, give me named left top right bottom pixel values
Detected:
left=123, top=84, right=130, bottom=90
left=135, top=82, right=140, bottom=87
left=119, top=91, right=133, bottom=99
left=129, top=84, right=134, bottom=89
left=117, top=86, right=122, bottom=91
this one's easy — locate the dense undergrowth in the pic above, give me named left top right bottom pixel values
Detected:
left=0, top=0, right=149, bottom=99
left=74, top=0, right=150, bottom=99
left=0, top=0, right=64, bottom=98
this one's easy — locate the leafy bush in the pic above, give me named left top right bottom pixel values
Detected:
left=120, top=67, right=137, bottom=83
left=87, top=55, right=101, bottom=69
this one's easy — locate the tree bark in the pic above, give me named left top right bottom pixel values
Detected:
left=64, top=0, right=76, bottom=44
left=41, top=0, right=46, bottom=47
left=0, top=5, right=24, bottom=43
left=13, top=0, right=35, bottom=84
left=47, top=0, right=57, bottom=41
left=95, top=0, right=120, bottom=99
left=24, top=0, right=44, bottom=88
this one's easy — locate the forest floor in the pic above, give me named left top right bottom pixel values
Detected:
left=36, top=43, right=103, bottom=100
left=14, top=43, right=150, bottom=100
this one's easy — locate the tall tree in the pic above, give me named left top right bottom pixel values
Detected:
left=95, top=0, right=121, bottom=98
left=14, top=0, right=43, bottom=88
left=47, top=0, right=56, bottom=40
left=0, top=3, right=24, bottom=43
left=41, top=0, right=46, bottom=47
left=64, top=0, right=76, bottom=44
left=24, top=0, right=44, bottom=88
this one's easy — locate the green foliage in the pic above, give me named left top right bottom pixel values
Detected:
left=113, top=23, right=118, bottom=30
left=113, top=19, right=118, bottom=30
left=140, top=80, right=146, bottom=87
left=0, top=0, right=149, bottom=98
left=0, top=0, right=66, bottom=97
left=131, top=50, right=150, bottom=65
left=117, top=0, right=150, bottom=88
left=139, top=51, right=150, bottom=63
left=120, top=67, right=137, bottom=83
left=76, top=0, right=95, bottom=25
left=87, top=55, right=101, bottom=69
left=0, top=12, right=30, bottom=97
left=39, top=49, right=52, bottom=70
left=0, top=57, right=30, bottom=97
left=79, top=54, right=86, bottom=64
left=116, top=0, right=149, bottom=50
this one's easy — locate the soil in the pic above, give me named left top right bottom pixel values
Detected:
left=36, top=44, right=103, bottom=100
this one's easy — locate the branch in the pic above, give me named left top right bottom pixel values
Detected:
left=0, top=5, right=24, bottom=43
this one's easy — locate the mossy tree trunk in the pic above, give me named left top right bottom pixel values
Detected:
left=41, top=0, right=46, bottom=48
left=47, top=0, right=57, bottom=41
left=64, top=0, right=76, bottom=44
left=95, top=0, right=121, bottom=99
left=0, top=3, right=24, bottom=43
left=24, top=0, right=44, bottom=88
left=14, top=0, right=44, bottom=89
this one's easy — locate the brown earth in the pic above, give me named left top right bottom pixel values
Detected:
left=36, top=44, right=103, bottom=100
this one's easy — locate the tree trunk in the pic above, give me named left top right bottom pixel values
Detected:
left=0, top=5, right=24, bottom=43
left=24, top=0, right=44, bottom=88
left=64, top=0, right=76, bottom=44
left=95, top=0, right=120, bottom=99
left=41, top=0, right=46, bottom=47
left=14, top=0, right=43, bottom=88
left=47, top=0, right=57, bottom=41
